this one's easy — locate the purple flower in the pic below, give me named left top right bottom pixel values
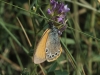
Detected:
left=57, top=17, right=63, bottom=23
left=63, top=5, right=70, bottom=12
left=58, top=25, right=67, bottom=35
left=58, top=3, right=64, bottom=13
left=49, top=0, right=70, bottom=14
left=50, top=0, right=56, bottom=5
left=47, top=0, right=70, bottom=34
left=57, top=14, right=65, bottom=22
left=47, top=9, right=52, bottom=14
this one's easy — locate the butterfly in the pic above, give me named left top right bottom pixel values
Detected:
left=33, top=25, right=62, bottom=64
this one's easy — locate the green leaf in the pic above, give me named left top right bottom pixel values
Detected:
left=48, top=62, right=58, bottom=72
left=61, top=38, right=75, bottom=44
left=48, top=70, right=68, bottom=75
left=54, top=70, right=68, bottom=75
left=21, top=68, right=30, bottom=75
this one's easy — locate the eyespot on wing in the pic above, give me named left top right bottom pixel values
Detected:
left=47, top=46, right=62, bottom=62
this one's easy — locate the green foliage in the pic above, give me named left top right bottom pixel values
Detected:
left=0, top=0, right=100, bottom=75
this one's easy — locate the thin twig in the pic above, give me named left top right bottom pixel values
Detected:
left=0, top=54, right=21, bottom=71
left=16, top=17, right=32, bottom=47
left=16, top=17, right=46, bottom=75
left=39, top=64, right=46, bottom=75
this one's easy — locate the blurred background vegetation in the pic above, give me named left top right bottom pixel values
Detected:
left=0, top=0, right=100, bottom=75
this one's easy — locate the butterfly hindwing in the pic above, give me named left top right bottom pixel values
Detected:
left=45, top=27, right=62, bottom=62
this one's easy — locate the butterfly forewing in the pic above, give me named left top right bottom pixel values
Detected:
left=33, top=29, right=50, bottom=64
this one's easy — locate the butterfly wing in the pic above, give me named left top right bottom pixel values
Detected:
left=33, top=29, right=50, bottom=64
left=45, top=28, right=62, bottom=62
